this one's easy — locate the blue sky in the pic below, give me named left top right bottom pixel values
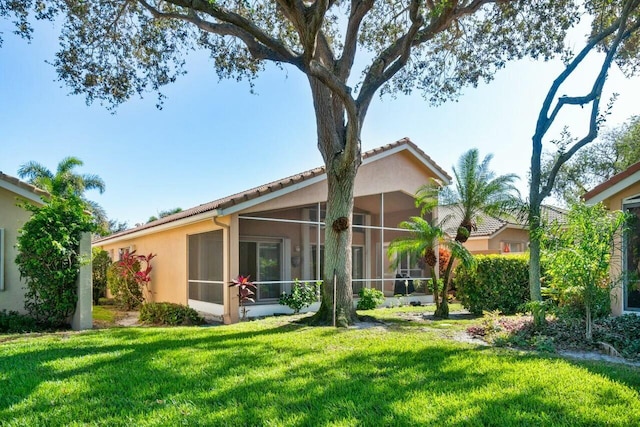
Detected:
left=1, top=19, right=639, bottom=227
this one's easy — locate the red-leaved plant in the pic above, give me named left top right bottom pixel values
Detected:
left=108, top=250, right=156, bottom=310
left=231, top=275, right=257, bottom=320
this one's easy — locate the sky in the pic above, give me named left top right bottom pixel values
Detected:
left=1, top=16, right=639, bottom=228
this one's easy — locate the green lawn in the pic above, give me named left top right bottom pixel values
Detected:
left=1, top=308, right=639, bottom=426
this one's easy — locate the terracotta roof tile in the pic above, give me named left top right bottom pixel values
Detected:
left=583, top=160, right=640, bottom=201
left=94, top=138, right=449, bottom=243
left=0, top=171, right=50, bottom=198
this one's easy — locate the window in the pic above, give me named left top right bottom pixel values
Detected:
left=311, top=245, right=365, bottom=295
left=188, top=230, right=224, bottom=304
left=624, top=202, right=640, bottom=311
left=501, top=241, right=525, bottom=254
left=239, top=240, right=282, bottom=301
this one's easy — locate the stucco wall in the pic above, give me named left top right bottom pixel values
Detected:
left=488, top=228, right=529, bottom=254
left=97, top=219, right=224, bottom=305
left=598, top=182, right=640, bottom=316
left=0, top=188, right=35, bottom=313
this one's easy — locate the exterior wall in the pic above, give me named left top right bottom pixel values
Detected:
left=463, top=238, right=490, bottom=254
left=93, top=148, right=445, bottom=319
left=488, top=228, right=529, bottom=254
left=0, top=187, right=40, bottom=314
left=243, top=150, right=439, bottom=214
left=597, top=182, right=640, bottom=316
left=96, top=218, right=223, bottom=305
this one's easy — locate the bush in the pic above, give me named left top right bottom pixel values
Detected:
left=15, top=195, right=95, bottom=327
left=139, top=302, right=204, bottom=326
left=356, top=287, right=385, bottom=310
left=107, top=251, right=155, bottom=310
left=92, top=248, right=111, bottom=305
left=279, top=280, right=319, bottom=314
left=454, top=254, right=530, bottom=315
left=0, top=310, right=40, bottom=333
left=594, top=315, right=640, bottom=361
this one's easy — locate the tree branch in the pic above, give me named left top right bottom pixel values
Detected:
left=147, top=0, right=302, bottom=66
left=356, top=0, right=493, bottom=120
left=338, top=0, right=374, bottom=81
left=540, top=2, right=640, bottom=200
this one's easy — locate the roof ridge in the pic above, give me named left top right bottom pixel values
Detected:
left=94, top=138, right=448, bottom=243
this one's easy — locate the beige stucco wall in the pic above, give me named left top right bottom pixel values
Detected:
left=96, top=218, right=224, bottom=305
left=243, top=150, right=440, bottom=214
left=0, top=188, right=38, bottom=314
left=596, top=182, right=640, bottom=316
left=488, top=228, right=529, bottom=254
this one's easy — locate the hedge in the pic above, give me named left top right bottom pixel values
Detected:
left=454, top=254, right=530, bottom=315
left=139, top=302, right=205, bottom=326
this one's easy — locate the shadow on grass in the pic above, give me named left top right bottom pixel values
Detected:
left=0, top=318, right=638, bottom=426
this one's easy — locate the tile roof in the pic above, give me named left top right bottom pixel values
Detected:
left=437, top=204, right=567, bottom=238
left=94, top=138, right=450, bottom=243
left=582, top=160, right=640, bottom=201
left=0, top=171, right=50, bottom=199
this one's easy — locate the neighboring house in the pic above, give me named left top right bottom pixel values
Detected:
left=436, top=204, right=567, bottom=255
left=583, top=160, right=640, bottom=316
left=0, top=172, right=48, bottom=314
left=93, top=138, right=451, bottom=323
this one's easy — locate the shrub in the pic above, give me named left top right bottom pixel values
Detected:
left=356, top=287, right=385, bottom=310
left=594, top=315, right=640, bottom=361
left=454, top=254, right=530, bottom=315
left=107, top=251, right=156, bottom=310
left=15, top=195, right=95, bottom=327
left=279, top=280, right=319, bottom=314
left=0, top=310, right=40, bottom=333
left=92, top=248, right=111, bottom=305
left=139, top=302, right=204, bottom=326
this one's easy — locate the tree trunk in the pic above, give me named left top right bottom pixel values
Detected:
left=429, top=267, right=440, bottom=310
left=585, top=303, right=592, bottom=341
left=307, top=76, right=360, bottom=326
left=435, top=256, right=456, bottom=318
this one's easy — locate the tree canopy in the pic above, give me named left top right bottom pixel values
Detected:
left=3, top=0, right=587, bottom=325
left=543, top=115, right=640, bottom=204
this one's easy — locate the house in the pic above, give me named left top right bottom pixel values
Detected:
left=583, top=160, right=640, bottom=316
left=93, top=138, right=451, bottom=323
left=436, top=204, right=567, bottom=255
left=0, top=172, right=48, bottom=314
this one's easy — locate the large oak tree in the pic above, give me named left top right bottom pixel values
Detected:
left=4, top=0, right=579, bottom=325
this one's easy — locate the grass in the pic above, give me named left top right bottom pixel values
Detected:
left=1, top=307, right=639, bottom=426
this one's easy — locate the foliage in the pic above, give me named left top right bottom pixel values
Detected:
left=4, top=0, right=583, bottom=326
left=438, top=247, right=451, bottom=279
left=469, top=313, right=640, bottom=362
left=527, top=0, right=640, bottom=309
left=17, top=156, right=109, bottom=234
left=92, top=248, right=111, bottom=305
left=15, top=195, right=95, bottom=327
left=356, top=287, right=385, bottom=310
left=455, top=255, right=530, bottom=315
left=543, top=115, right=640, bottom=204
left=107, top=250, right=156, bottom=310
left=231, top=275, right=257, bottom=320
left=594, top=314, right=640, bottom=361
left=139, top=302, right=204, bottom=326
left=415, top=149, right=518, bottom=318
left=279, top=280, right=319, bottom=314
left=147, top=207, right=182, bottom=223
left=541, top=203, right=628, bottom=340
left=0, top=310, right=39, bottom=333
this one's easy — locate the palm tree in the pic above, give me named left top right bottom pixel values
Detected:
left=18, top=156, right=107, bottom=229
left=417, top=149, right=520, bottom=244
left=415, top=148, right=520, bottom=318
left=387, top=216, right=475, bottom=314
